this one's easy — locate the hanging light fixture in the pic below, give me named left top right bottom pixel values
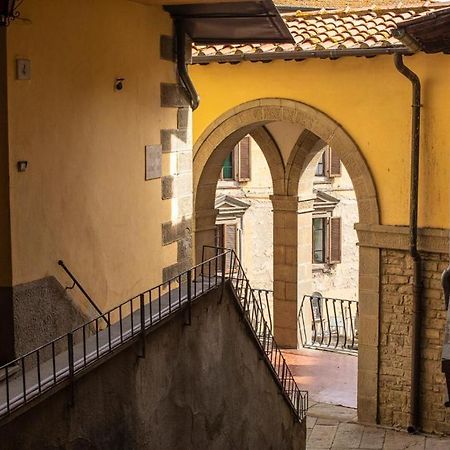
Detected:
left=0, top=0, right=20, bottom=27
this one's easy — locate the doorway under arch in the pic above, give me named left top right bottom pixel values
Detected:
left=193, top=98, right=380, bottom=423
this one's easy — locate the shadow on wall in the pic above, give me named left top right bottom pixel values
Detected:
left=13, top=276, right=90, bottom=359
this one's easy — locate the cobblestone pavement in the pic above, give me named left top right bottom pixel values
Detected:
left=307, top=403, right=450, bottom=449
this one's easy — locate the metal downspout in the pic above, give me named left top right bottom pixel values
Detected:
left=394, top=53, right=422, bottom=433
left=175, top=21, right=200, bottom=111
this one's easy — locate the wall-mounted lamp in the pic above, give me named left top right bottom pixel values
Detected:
left=114, top=78, right=125, bottom=92
left=17, top=160, right=28, bottom=172
left=0, top=0, right=20, bottom=27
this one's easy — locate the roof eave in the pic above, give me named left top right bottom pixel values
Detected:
left=164, top=0, right=294, bottom=44
left=192, top=45, right=412, bottom=64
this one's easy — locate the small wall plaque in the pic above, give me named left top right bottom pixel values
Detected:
left=145, top=145, right=162, bottom=180
left=16, top=59, right=31, bottom=80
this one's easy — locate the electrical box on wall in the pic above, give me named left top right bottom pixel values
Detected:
left=16, top=59, right=31, bottom=80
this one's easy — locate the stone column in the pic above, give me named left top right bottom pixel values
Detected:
left=297, top=198, right=314, bottom=345
left=271, top=195, right=299, bottom=348
left=0, top=28, right=14, bottom=364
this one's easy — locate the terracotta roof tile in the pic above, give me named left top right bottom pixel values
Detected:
left=192, top=2, right=450, bottom=62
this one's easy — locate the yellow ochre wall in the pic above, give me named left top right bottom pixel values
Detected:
left=191, top=55, right=450, bottom=229
left=6, top=0, right=179, bottom=309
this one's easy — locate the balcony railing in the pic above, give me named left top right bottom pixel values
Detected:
left=0, top=248, right=307, bottom=423
left=298, top=294, right=359, bottom=354
left=203, top=246, right=307, bottom=420
left=251, top=288, right=273, bottom=331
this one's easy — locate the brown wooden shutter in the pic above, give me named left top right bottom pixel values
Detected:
left=237, top=136, right=251, bottom=181
left=215, top=224, right=224, bottom=248
left=328, top=217, right=341, bottom=264
left=328, top=148, right=341, bottom=177
left=232, top=145, right=239, bottom=180
left=225, top=223, right=237, bottom=252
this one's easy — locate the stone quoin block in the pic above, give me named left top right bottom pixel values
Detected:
left=161, top=218, right=192, bottom=246
left=160, top=35, right=175, bottom=61
left=160, top=83, right=189, bottom=108
left=161, top=129, right=190, bottom=153
left=177, top=108, right=190, bottom=129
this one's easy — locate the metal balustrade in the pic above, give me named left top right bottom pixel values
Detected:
left=251, top=288, right=273, bottom=331
left=298, top=294, right=359, bottom=354
left=0, top=248, right=308, bottom=423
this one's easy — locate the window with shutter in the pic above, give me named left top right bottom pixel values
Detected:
left=328, top=148, right=341, bottom=177
left=328, top=217, right=342, bottom=264
left=221, top=151, right=234, bottom=180
left=312, top=217, right=327, bottom=263
left=237, top=136, right=251, bottom=181
left=315, top=151, right=326, bottom=176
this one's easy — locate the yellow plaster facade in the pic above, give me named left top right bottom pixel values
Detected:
left=191, top=54, right=450, bottom=229
left=5, top=0, right=179, bottom=310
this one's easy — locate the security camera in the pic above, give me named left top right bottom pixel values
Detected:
left=114, top=78, right=125, bottom=91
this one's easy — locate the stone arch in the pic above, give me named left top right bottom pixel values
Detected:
left=194, top=98, right=379, bottom=225
left=194, top=118, right=285, bottom=264
left=193, top=98, right=381, bottom=423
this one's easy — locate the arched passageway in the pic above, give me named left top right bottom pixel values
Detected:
left=193, top=99, right=380, bottom=422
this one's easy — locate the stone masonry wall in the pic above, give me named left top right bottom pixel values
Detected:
left=0, top=284, right=306, bottom=449
left=379, top=249, right=450, bottom=434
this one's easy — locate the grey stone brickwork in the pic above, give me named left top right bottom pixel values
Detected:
left=160, top=35, right=175, bottom=62
left=161, top=128, right=190, bottom=153
left=379, top=249, right=450, bottom=434
left=160, top=83, right=189, bottom=108
left=159, top=44, right=193, bottom=282
left=161, top=76, right=193, bottom=282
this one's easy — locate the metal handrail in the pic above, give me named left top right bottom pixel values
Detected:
left=58, top=260, right=109, bottom=326
left=0, top=249, right=307, bottom=423
left=251, top=288, right=273, bottom=331
left=203, top=246, right=308, bottom=421
left=0, top=252, right=227, bottom=419
left=298, top=294, right=359, bottom=354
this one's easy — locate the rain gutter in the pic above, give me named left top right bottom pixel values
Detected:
left=192, top=46, right=412, bottom=64
left=393, top=53, right=422, bottom=434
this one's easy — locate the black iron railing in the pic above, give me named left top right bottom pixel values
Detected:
left=298, top=294, right=359, bottom=353
left=251, top=288, right=273, bottom=331
left=58, top=260, right=109, bottom=326
left=0, top=253, right=225, bottom=419
left=0, top=249, right=307, bottom=422
left=203, top=246, right=308, bottom=420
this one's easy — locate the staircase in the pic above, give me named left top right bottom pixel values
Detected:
left=0, top=247, right=307, bottom=424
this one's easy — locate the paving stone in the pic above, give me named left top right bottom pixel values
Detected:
left=332, top=423, right=364, bottom=448
left=306, top=403, right=449, bottom=450
left=309, top=403, right=358, bottom=422
left=317, top=418, right=340, bottom=426
left=424, top=436, right=450, bottom=450
left=308, top=424, right=338, bottom=449
left=360, top=426, right=386, bottom=449
left=383, top=430, right=425, bottom=450
left=307, top=416, right=317, bottom=430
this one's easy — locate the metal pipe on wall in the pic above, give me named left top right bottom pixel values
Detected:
left=393, top=53, right=422, bottom=434
left=175, top=21, right=200, bottom=111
